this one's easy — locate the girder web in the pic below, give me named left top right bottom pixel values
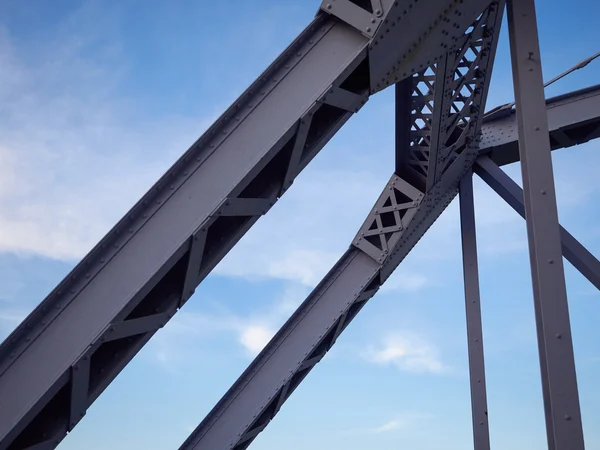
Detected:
left=1, top=0, right=599, bottom=449
left=358, top=2, right=502, bottom=263
left=434, top=7, right=496, bottom=180
left=406, top=66, right=437, bottom=180
left=0, top=15, right=374, bottom=450
left=180, top=3, right=506, bottom=449
left=397, top=2, right=500, bottom=192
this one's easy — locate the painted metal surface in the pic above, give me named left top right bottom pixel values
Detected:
left=507, top=0, right=585, bottom=447
left=0, top=0, right=596, bottom=449
left=475, top=156, right=600, bottom=291
left=459, top=171, right=491, bottom=450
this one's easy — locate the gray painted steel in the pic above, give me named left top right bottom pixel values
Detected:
left=180, top=2, right=506, bottom=447
left=480, top=84, right=600, bottom=164
left=475, top=156, right=600, bottom=291
left=459, top=171, right=491, bottom=450
left=0, top=14, right=372, bottom=450
left=0, top=0, right=596, bottom=449
left=180, top=149, right=480, bottom=450
left=507, top=0, right=585, bottom=448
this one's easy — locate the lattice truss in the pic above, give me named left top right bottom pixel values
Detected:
left=2, top=0, right=599, bottom=449
left=356, top=3, right=500, bottom=262
left=404, top=5, right=498, bottom=189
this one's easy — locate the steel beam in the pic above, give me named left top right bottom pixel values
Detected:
left=0, top=2, right=504, bottom=448
left=180, top=5, right=506, bottom=447
left=507, top=1, right=585, bottom=448
left=459, top=170, right=491, bottom=450
left=475, top=156, right=600, bottom=291
left=479, top=84, right=600, bottom=166
left=179, top=150, right=476, bottom=450
left=0, top=14, right=375, bottom=450
left=1, top=0, right=597, bottom=448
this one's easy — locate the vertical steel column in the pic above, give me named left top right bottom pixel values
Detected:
left=506, top=1, right=585, bottom=449
left=395, top=78, right=413, bottom=176
left=459, top=170, right=491, bottom=450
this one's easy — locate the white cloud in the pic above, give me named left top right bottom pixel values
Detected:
left=3, top=7, right=596, bottom=295
left=380, top=269, right=430, bottom=293
left=373, top=418, right=405, bottom=433
left=239, top=325, right=275, bottom=355
left=0, top=22, right=217, bottom=261
left=213, top=168, right=386, bottom=286
left=340, top=412, right=433, bottom=435
left=0, top=309, right=27, bottom=340
left=274, top=283, right=311, bottom=315
left=0, top=309, right=26, bottom=325
left=371, top=413, right=433, bottom=433
left=0, top=13, right=393, bottom=292
left=146, top=283, right=309, bottom=367
left=364, top=332, right=447, bottom=374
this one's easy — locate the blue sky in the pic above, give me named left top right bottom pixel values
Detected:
left=0, top=1, right=599, bottom=449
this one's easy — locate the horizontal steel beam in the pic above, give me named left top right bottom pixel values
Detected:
left=479, top=84, right=600, bottom=165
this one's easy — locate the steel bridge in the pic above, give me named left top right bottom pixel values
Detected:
left=0, top=0, right=599, bottom=449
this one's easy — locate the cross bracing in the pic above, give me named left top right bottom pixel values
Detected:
left=0, top=1, right=598, bottom=449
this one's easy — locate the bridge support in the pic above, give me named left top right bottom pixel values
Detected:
left=507, top=0, right=585, bottom=448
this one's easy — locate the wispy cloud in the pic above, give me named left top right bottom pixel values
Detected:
left=0, top=17, right=218, bottom=261
left=380, top=269, right=430, bottom=293
left=213, top=168, right=385, bottom=286
left=147, top=283, right=310, bottom=368
left=363, top=332, right=448, bottom=374
left=238, top=325, right=276, bottom=355
left=0, top=309, right=26, bottom=325
left=0, top=309, right=27, bottom=340
left=340, top=412, right=433, bottom=435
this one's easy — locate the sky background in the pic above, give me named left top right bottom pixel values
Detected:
left=0, top=1, right=599, bottom=449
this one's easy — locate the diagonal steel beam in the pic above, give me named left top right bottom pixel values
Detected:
left=475, top=156, right=600, bottom=291
left=0, top=2, right=503, bottom=449
left=179, top=3, right=506, bottom=447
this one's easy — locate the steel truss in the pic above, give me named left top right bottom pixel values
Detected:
left=0, top=1, right=597, bottom=449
